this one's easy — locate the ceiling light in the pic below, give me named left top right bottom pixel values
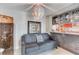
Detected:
left=32, top=3, right=45, bottom=20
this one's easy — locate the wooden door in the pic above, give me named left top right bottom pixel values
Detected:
left=0, top=15, right=13, bottom=54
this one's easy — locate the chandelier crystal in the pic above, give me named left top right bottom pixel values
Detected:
left=32, top=4, right=45, bottom=20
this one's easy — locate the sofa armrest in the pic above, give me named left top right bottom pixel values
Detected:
left=47, top=39, right=58, bottom=48
left=21, top=41, right=26, bottom=55
left=21, top=41, right=25, bottom=45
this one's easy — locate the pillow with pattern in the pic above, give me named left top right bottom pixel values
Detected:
left=36, top=35, right=44, bottom=43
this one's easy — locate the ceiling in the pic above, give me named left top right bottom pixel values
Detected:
left=0, top=3, right=79, bottom=16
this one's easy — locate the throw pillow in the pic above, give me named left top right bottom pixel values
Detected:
left=36, top=35, right=44, bottom=43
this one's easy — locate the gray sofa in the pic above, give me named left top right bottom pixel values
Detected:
left=21, top=33, right=57, bottom=55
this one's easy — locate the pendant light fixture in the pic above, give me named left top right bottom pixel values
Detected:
left=32, top=3, right=45, bottom=20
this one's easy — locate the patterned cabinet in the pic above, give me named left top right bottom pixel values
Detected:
left=0, top=15, right=13, bottom=54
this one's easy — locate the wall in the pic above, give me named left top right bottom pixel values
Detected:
left=46, top=16, right=52, bottom=34
left=0, top=9, right=47, bottom=54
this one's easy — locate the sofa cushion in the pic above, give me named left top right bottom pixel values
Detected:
left=38, top=40, right=55, bottom=46
left=25, top=43, right=38, bottom=48
left=23, top=34, right=37, bottom=43
left=36, top=35, right=44, bottom=43
left=38, top=40, right=56, bottom=49
left=25, top=45, right=39, bottom=53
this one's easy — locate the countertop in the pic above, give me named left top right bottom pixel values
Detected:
left=51, top=31, right=79, bottom=35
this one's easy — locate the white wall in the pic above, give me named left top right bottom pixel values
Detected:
left=0, top=9, right=47, bottom=54
left=46, top=16, right=52, bottom=34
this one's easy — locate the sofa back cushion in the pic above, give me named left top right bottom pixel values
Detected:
left=22, top=33, right=50, bottom=43
left=41, top=33, right=50, bottom=41
left=22, top=34, right=37, bottom=43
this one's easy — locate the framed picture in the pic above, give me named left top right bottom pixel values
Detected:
left=28, top=21, right=41, bottom=33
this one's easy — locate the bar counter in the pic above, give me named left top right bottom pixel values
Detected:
left=51, top=31, right=79, bottom=35
left=50, top=31, right=79, bottom=54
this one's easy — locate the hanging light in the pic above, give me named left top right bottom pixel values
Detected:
left=32, top=3, right=45, bottom=20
